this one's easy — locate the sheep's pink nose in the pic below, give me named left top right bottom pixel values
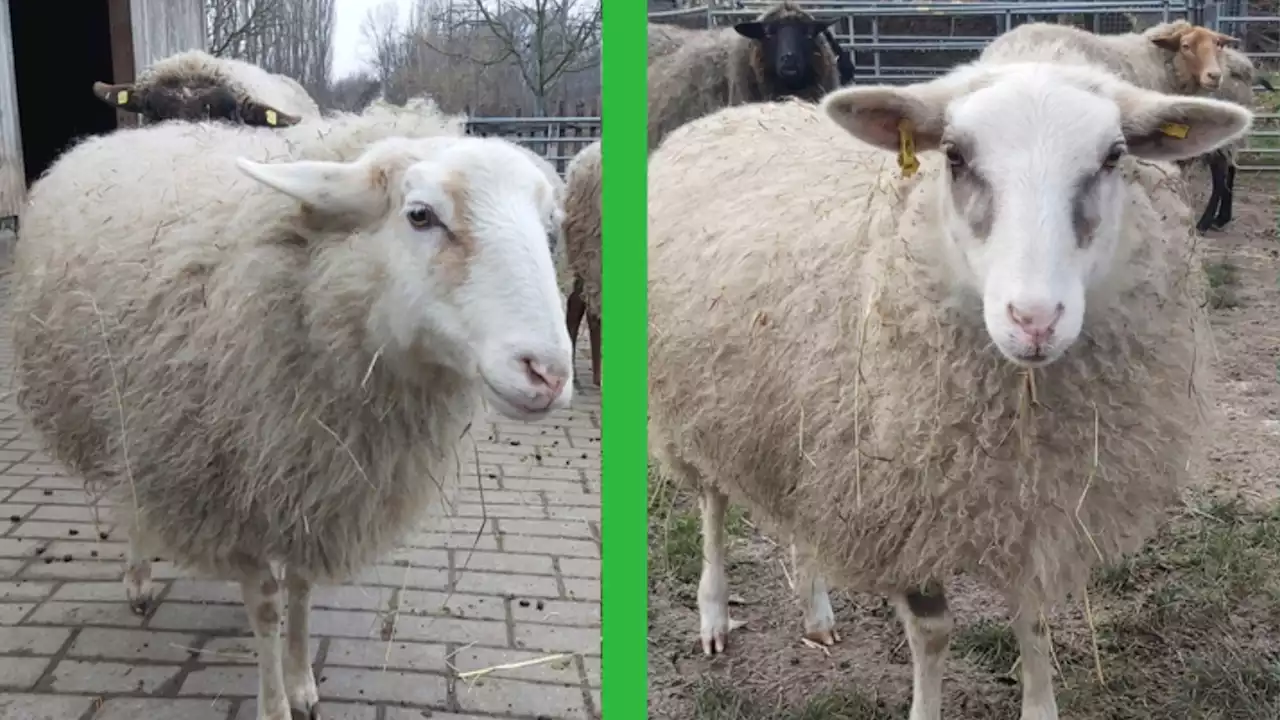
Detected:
left=522, top=358, right=567, bottom=407
left=1007, top=302, right=1064, bottom=345
left=1203, top=69, right=1222, bottom=85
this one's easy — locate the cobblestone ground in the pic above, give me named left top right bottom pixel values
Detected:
left=0, top=239, right=602, bottom=720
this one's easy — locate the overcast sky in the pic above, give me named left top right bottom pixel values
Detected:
left=332, top=0, right=414, bottom=79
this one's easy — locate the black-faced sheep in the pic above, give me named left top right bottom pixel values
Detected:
left=92, top=50, right=320, bottom=127
left=648, top=1, right=841, bottom=150
left=13, top=98, right=573, bottom=720
left=648, top=47, right=1249, bottom=720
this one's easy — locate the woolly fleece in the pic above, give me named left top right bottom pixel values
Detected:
left=562, top=139, right=602, bottom=316
left=11, top=99, right=494, bottom=585
left=647, top=98, right=1214, bottom=602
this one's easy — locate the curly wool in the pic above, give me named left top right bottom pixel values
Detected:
left=649, top=22, right=701, bottom=62
left=648, top=99, right=1212, bottom=602
left=12, top=99, right=483, bottom=584
left=562, top=140, right=602, bottom=315
left=138, top=49, right=322, bottom=120
left=981, top=21, right=1198, bottom=94
left=647, top=1, right=840, bottom=151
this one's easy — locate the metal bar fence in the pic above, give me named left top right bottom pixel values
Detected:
left=465, top=116, right=602, bottom=175
left=651, top=0, right=1279, bottom=170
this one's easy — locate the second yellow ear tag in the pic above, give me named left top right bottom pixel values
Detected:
left=1160, top=122, right=1190, bottom=139
left=265, top=110, right=278, bottom=126
left=116, top=90, right=129, bottom=105
left=897, top=118, right=920, bottom=178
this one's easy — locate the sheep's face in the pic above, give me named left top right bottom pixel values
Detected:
left=236, top=137, right=574, bottom=421
left=1148, top=23, right=1238, bottom=91
left=823, top=63, right=1253, bottom=368
left=735, top=17, right=838, bottom=92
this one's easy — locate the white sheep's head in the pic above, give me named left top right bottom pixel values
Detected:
left=822, top=62, right=1252, bottom=367
left=236, top=136, right=573, bottom=421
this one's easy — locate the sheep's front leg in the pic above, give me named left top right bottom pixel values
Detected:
left=698, top=484, right=732, bottom=655
left=123, top=528, right=154, bottom=615
left=1009, top=597, right=1059, bottom=720
left=791, top=540, right=839, bottom=645
left=285, top=567, right=320, bottom=717
left=240, top=565, right=291, bottom=720
left=893, top=583, right=952, bottom=720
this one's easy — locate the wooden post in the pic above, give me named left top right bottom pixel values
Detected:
left=107, top=0, right=137, bottom=128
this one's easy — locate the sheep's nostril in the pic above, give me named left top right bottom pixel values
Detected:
left=521, top=358, right=567, bottom=400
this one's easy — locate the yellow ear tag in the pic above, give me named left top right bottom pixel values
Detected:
left=1160, top=122, right=1190, bottom=139
left=116, top=90, right=129, bottom=105
left=265, top=110, right=278, bottom=126
left=897, top=118, right=920, bottom=178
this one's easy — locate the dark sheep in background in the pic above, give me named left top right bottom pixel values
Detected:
left=648, top=1, right=841, bottom=150
left=92, top=50, right=319, bottom=127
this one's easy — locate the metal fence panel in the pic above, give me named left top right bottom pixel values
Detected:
left=652, top=0, right=1278, bottom=170
left=466, top=116, right=602, bottom=175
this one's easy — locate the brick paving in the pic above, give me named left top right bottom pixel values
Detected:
left=0, top=236, right=602, bottom=720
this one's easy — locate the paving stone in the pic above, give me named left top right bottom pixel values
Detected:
left=91, top=697, right=236, bottom=720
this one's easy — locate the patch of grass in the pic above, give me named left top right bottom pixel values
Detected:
left=1059, top=499, right=1280, bottom=719
left=952, top=618, right=1020, bottom=677
left=648, top=463, right=750, bottom=587
left=693, top=678, right=900, bottom=720
left=1203, top=260, right=1241, bottom=309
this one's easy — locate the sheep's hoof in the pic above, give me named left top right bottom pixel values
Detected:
left=290, top=705, right=320, bottom=720
left=127, top=596, right=154, bottom=616
left=803, top=628, right=841, bottom=646
left=701, top=627, right=729, bottom=656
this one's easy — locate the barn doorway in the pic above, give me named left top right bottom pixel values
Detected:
left=9, top=0, right=121, bottom=186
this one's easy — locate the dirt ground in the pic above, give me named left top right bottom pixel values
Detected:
left=646, top=173, right=1280, bottom=720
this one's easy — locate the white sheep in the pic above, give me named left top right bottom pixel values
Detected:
left=93, top=49, right=321, bottom=127
left=648, top=45, right=1250, bottom=720
left=562, top=139, right=602, bottom=386
left=12, top=98, right=573, bottom=720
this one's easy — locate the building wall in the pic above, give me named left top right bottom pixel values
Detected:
left=0, top=0, right=25, bottom=223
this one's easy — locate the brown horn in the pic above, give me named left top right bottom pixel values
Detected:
left=238, top=99, right=302, bottom=128
left=92, top=81, right=145, bottom=113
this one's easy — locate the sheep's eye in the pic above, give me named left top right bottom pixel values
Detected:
left=406, top=206, right=441, bottom=230
left=1102, top=145, right=1126, bottom=171
left=944, top=144, right=966, bottom=169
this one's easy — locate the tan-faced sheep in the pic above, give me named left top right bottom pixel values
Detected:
left=562, top=139, right=602, bottom=386
left=92, top=49, right=320, bottom=127
left=1191, top=47, right=1271, bottom=232
left=13, top=98, right=573, bottom=720
left=981, top=20, right=1238, bottom=94
left=648, top=46, right=1250, bottom=719
left=648, top=1, right=841, bottom=150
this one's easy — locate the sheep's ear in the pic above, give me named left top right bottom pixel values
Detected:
left=238, top=99, right=302, bottom=128
left=1146, top=22, right=1189, bottom=51
left=1114, top=90, right=1253, bottom=161
left=1212, top=31, right=1240, bottom=47
left=822, top=80, right=957, bottom=152
left=236, top=158, right=382, bottom=216
left=810, top=18, right=839, bottom=35
left=92, top=81, right=146, bottom=114
left=734, top=22, right=765, bottom=40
